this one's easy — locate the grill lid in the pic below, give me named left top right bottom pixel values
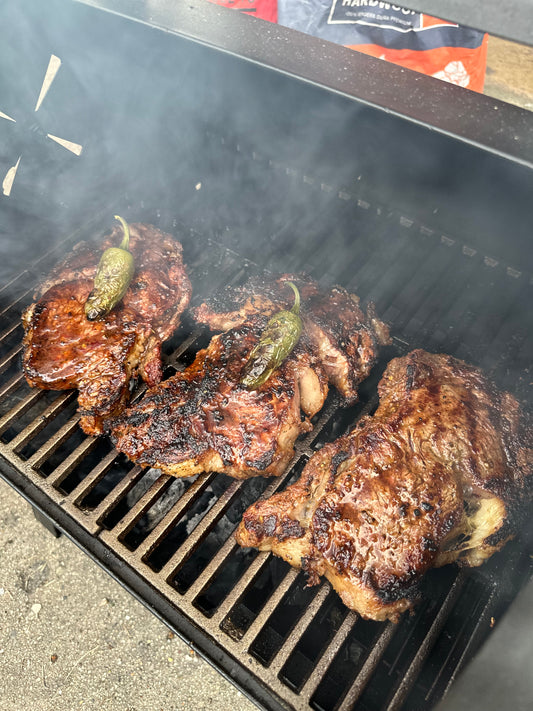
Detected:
left=71, top=0, right=533, bottom=168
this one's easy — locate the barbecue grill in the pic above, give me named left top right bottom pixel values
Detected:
left=1, top=1, right=532, bottom=710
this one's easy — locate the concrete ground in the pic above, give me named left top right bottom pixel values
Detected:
left=0, top=479, right=257, bottom=711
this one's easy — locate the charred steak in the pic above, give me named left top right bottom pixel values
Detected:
left=110, top=316, right=328, bottom=479
left=194, top=274, right=391, bottom=404
left=235, top=350, right=533, bottom=621
left=110, top=276, right=389, bottom=480
left=21, top=223, right=192, bottom=435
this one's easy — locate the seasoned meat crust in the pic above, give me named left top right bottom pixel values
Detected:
left=111, top=274, right=390, bottom=480
left=235, top=350, right=533, bottom=622
left=21, top=223, right=192, bottom=435
left=194, top=273, right=391, bottom=404
left=193, top=274, right=320, bottom=332
left=110, top=317, right=327, bottom=479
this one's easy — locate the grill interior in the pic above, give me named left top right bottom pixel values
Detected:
left=1, top=175, right=532, bottom=711
left=1, top=1, right=533, bottom=710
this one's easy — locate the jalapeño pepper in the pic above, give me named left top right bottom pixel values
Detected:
left=85, top=215, right=135, bottom=321
left=241, top=281, right=302, bottom=389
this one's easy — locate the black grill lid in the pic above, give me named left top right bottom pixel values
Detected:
left=73, top=0, right=533, bottom=168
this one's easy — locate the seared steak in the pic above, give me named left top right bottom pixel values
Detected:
left=194, top=274, right=391, bottom=403
left=22, top=223, right=192, bottom=435
left=110, top=316, right=328, bottom=479
left=110, top=275, right=389, bottom=480
left=235, top=350, right=533, bottom=621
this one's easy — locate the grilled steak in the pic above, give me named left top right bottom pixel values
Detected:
left=194, top=274, right=391, bottom=403
left=193, top=273, right=320, bottom=332
left=235, top=350, right=533, bottom=621
left=111, top=275, right=389, bottom=479
left=110, top=316, right=328, bottom=478
left=21, top=223, right=192, bottom=435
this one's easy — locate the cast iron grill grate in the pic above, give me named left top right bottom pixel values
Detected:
left=0, top=193, right=532, bottom=711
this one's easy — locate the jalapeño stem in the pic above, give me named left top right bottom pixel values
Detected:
left=114, top=214, right=130, bottom=251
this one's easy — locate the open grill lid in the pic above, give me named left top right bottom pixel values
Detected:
left=73, top=0, right=533, bottom=168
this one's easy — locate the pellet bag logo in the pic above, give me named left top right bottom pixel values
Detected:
left=328, top=1, right=424, bottom=31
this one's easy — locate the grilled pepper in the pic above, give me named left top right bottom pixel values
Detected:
left=84, top=215, right=135, bottom=321
left=241, top=281, right=302, bottom=389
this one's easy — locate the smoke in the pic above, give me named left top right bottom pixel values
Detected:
left=0, top=0, right=532, bottom=392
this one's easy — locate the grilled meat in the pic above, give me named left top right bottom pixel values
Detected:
left=22, top=223, right=192, bottom=435
left=111, top=274, right=389, bottom=480
left=110, top=316, right=328, bottom=479
left=193, top=273, right=319, bottom=332
left=236, top=350, right=533, bottom=622
left=194, top=274, right=391, bottom=403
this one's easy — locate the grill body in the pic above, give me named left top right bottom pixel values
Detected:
left=0, top=2, right=532, bottom=710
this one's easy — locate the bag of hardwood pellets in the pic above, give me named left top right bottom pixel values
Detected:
left=277, top=1, right=488, bottom=91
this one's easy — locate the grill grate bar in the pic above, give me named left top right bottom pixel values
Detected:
left=0, top=344, right=23, bottom=376
left=162, top=478, right=245, bottom=584
left=45, top=435, right=99, bottom=488
left=386, top=570, right=468, bottom=711
left=300, top=610, right=357, bottom=702
left=69, top=449, right=122, bottom=506
left=211, top=550, right=272, bottom=626
left=104, top=472, right=173, bottom=541
left=241, top=567, right=300, bottom=647
left=0, top=281, right=34, bottom=313
left=0, top=390, right=46, bottom=437
left=427, top=585, right=499, bottom=703
left=0, top=372, right=24, bottom=402
left=186, top=533, right=239, bottom=601
left=0, top=318, right=22, bottom=344
left=0, top=271, right=32, bottom=300
left=338, top=622, right=397, bottom=711
left=10, top=393, right=76, bottom=456
left=92, top=464, right=147, bottom=525
left=135, top=472, right=218, bottom=561
left=269, top=583, right=331, bottom=675
left=164, top=327, right=204, bottom=369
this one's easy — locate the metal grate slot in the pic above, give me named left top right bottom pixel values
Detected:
left=335, top=622, right=398, bottom=711
left=300, top=609, right=357, bottom=704
left=0, top=372, right=25, bottom=403
left=241, top=566, right=301, bottom=653
left=93, top=463, right=149, bottom=529
left=137, top=473, right=222, bottom=567
left=20, top=402, right=80, bottom=468
left=0, top=387, right=45, bottom=439
left=279, top=591, right=352, bottom=692
left=217, top=555, right=290, bottom=639
left=403, top=579, right=497, bottom=709
left=52, top=436, right=113, bottom=495
left=192, top=544, right=259, bottom=618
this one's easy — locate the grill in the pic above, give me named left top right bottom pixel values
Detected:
left=1, top=1, right=532, bottom=710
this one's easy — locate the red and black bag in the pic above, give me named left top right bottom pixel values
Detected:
left=207, top=1, right=488, bottom=93
left=278, top=1, right=488, bottom=91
